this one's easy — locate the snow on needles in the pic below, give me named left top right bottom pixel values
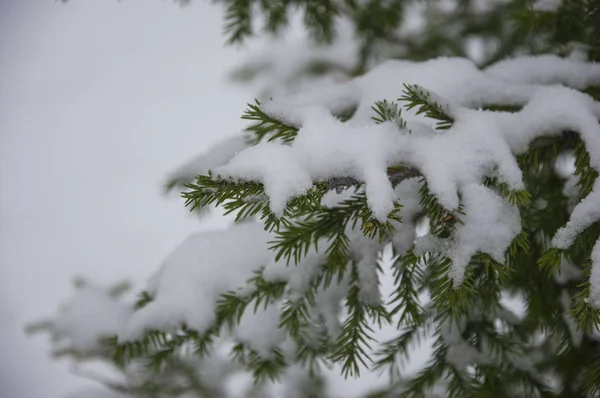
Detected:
left=215, top=55, right=600, bottom=287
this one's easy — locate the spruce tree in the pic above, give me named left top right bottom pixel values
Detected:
left=31, top=1, right=600, bottom=397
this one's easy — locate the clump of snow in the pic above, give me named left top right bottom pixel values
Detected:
left=417, top=183, right=521, bottom=284
left=120, top=223, right=274, bottom=341
left=235, top=303, right=286, bottom=358
left=52, top=283, right=132, bottom=351
left=552, top=180, right=600, bottom=249
left=448, top=183, right=521, bottom=283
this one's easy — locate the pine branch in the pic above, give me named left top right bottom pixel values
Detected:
left=224, top=0, right=254, bottom=44
left=583, top=354, right=600, bottom=397
left=372, top=99, right=408, bottom=130
left=418, top=182, right=464, bottom=238
left=183, top=173, right=287, bottom=232
left=374, top=326, right=427, bottom=376
left=484, top=176, right=532, bottom=208
left=537, top=247, right=564, bottom=273
left=570, top=263, right=600, bottom=333
left=232, top=343, right=287, bottom=382
left=388, top=250, right=424, bottom=328
left=302, top=0, right=338, bottom=43
left=573, top=139, right=599, bottom=197
left=135, top=291, right=153, bottom=309
left=329, top=264, right=379, bottom=378
left=260, top=0, right=288, bottom=34
left=243, top=99, right=299, bottom=144
left=279, top=298, right=311, bottom=339
left=427, top=256, right=477, bottom=316
left=110, top=325, right=218, bottom=368
left=269, top=192, right=400, bottom=278
left=399, top=84, right=455, bottom=130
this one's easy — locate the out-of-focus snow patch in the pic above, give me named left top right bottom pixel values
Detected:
left=120, top=222, right=274, bottom=341
left=235, top=303, right=286, bottom=358
left=52, top=284, right=132, bottom=351
left=231, top=18, right=359, bottom=97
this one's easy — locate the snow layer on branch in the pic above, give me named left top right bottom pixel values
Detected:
left=218, top=99, right=523, bottom=217
left=266, top=57, right=536, bottom=125
left=217, top=56, right=600, bottom=284
left=52, top=284, right=132, bottom=351
left=552, top=180, right=600, bottom=249
left=485, top=55, right=600, bottom=89
left=216, top=109, right=402, bottom=218
left=215, top=142, right=314, bottom=216
left=120, top=223, right=273, bottom=341
left=500, top=86, right=600, bottom=157
left=167, top=135, right=247, bottom=187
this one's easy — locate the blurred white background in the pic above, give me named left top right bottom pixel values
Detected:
left=0, top=1, right=251, bottom=396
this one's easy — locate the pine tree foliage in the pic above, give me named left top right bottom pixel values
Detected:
left=243, top=99, right=300, bottom=144
left=33, top=1, right=600, bottom=397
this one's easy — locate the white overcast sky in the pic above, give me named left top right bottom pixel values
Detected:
left=0, top=1, right=252, bottom=396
